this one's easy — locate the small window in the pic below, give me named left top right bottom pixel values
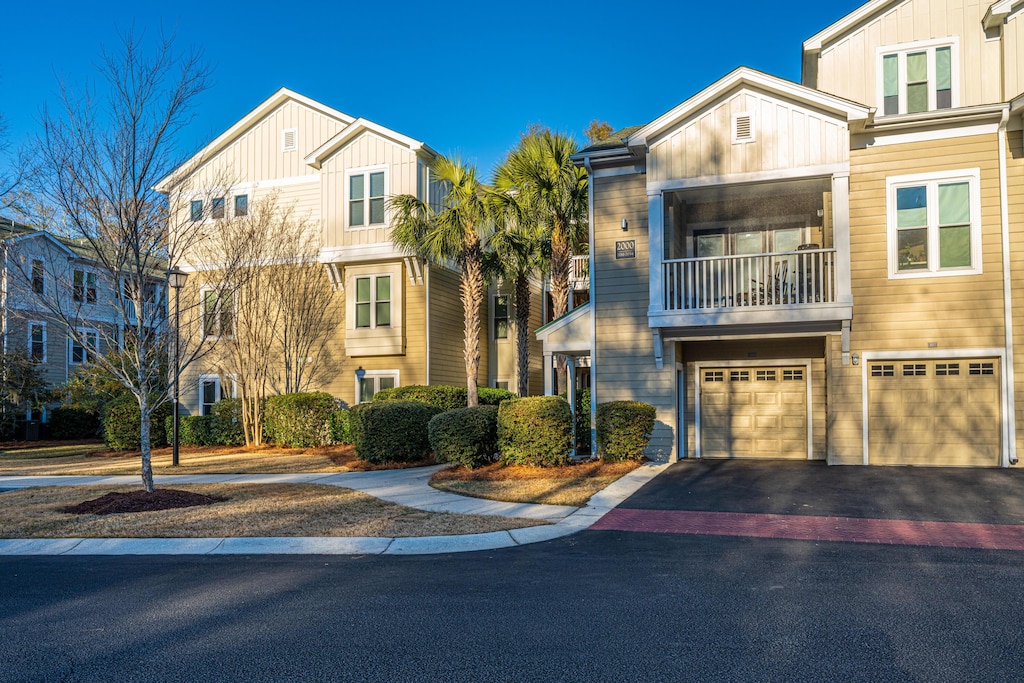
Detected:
left=69, top=329, right=98, bottom=364
left=73, top=270, right=97, bottom=304
left=870, top=364, right=895, bottom=377
left=202, top=288, right=235, bottom=339
left=282, top=128, right=297, bottom=152
left=730, top=370, right=750, bottom=382
left=903, top=363, right=927, bottom=376
left=783, top=369, right=805, bottom=381
left=29, top=323, right=45, bottom=363
left=31, top=259, right=44, bottom=295
left=935, top=363, right=960, bottom=376
left=190, top=200, right=203, bottom=222
left=234, top=194, right=248, bottom=217
left=349, top=170, right=387, bottom=227
left=704, top=371, right=724, bottom=382
left=494, top=295, right=509, bottom=340
left=355, top=275, right=391, bottom=329
left=200, top=377, right=221, bottom=416
left=969, top=362, right=995, bottom=376
left=358, top=372, right=398, bottom=403
left=756, top=370, right=777, bottom=382
left=495, top=380, right=510, bottom=391
left=211, top=197, right=225, bottom=220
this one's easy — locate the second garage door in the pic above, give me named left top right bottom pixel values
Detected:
left=867, top=359, right=1001, bottom=466
left=700, top=366, right=808, bottom=459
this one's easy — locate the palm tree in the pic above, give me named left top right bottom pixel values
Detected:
left=485, top=173, right=545, bottom=397
left=500, top=131, right=588, bottom=320
left=389, top=155, right=491, bottom=407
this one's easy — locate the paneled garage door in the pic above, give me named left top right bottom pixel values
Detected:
left=700, top=366, right=808, bottom=459
left=867, top=359, right=1001, bottom=466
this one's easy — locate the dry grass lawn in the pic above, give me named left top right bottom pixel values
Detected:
left=430, top=460, right=642, bottom=507
left=0, top=484, right=544, bottom=538
left=0, top=442, right=427, bottom=476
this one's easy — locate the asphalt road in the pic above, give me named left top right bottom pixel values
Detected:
left=3, top=530, right=1022, bottom=682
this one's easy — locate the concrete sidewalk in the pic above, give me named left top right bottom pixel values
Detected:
left=0, top=462, right=669, bottom=556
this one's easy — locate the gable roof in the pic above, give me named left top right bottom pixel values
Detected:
left=984, top=0, right=1024, bottom=27
left=304, top=118, right=437, bottom=170
left=154, top=88, right=355, bottom=192
left=627, top=67, right=872, bottom=148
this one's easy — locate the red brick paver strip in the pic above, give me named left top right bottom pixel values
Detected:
left=592, top=509, right=1024, bottom=551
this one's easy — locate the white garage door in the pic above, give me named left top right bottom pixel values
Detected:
left=867, top=359, right=1001, bottom=466
left=700, top=366, right=808, bottom=459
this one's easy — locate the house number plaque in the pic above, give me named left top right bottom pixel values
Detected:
left=615, top=240, right=636, bottom=259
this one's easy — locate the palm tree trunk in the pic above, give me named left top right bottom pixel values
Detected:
left=550, top=216, right=571, bottom=319
left=514, top=273, right=531, bottom=396
left=462, top=238, right=484, bottom=407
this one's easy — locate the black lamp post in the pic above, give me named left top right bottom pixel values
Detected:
left=168, top=266, right=189, bottom=467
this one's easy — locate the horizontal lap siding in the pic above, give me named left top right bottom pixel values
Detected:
left=428, top=267, right=488, bottom=389
left=594, top=172, right=677, bottom=461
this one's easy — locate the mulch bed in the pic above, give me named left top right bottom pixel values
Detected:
left=61, top=489, right=228, bottom=515
left=432, top=460, right=642, bottom=482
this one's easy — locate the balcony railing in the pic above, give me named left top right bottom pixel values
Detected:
left=662, top=249, right=837, bottom=312
left=569, top=255, right=590, bottom=290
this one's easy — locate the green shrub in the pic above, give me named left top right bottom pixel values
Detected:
left=428, top=405, right=499, bottom=469
left=171, top=415, right=216, bottom=446
left=350, top=400, right=442, bottom=463
left=497, top=396, right=573, bottom=467
left=596, top=401, right=657, bottom=461
left=264, top=392, right=337, bottom=447
left=575, top=388, right=591, bottom=454
left=328, top=409, right=353, bottom=445
left=163, top=400, right=244, bottom=447
left=49, top=407, right=100, bottom=440
left=374, top=385, right=515, bottom=411
left=103, top=395, right=173, bottom=451
left=211, top=398, right=244, bottom=446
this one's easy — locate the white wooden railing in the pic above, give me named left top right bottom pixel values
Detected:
left=662, top=249, right=836, bottom=311
left=569, top=255, right=590, bottom=290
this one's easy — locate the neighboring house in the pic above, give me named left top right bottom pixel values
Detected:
left=0, top=217, right=166, bottom=422
left=155, top=89, right=544, bottom=413
left=566, top=0, right=1024, bottom=466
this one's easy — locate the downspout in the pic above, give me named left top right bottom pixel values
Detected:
left=425, top=263, right=431, bottom=386
left=584, top=156, right=597, bottom=456
left=998, top=108, right=1018, bottom=465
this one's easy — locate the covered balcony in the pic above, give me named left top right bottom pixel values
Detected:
left=649, top=176, right=852, bottom=334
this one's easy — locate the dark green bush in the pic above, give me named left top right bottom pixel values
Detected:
left=328, top=409, right=353, bottom=445
left=103, top=395, right=172, bottom=451
left=264, top=392, right=337, bottom=447
left=497, top=396, right=573, bottom=467
left=49, top=407, right=100, bottom=440
left=428, top=405, right=499, bottom=469
left=170, top=415, right=216, bottom=446
left=575, top=388, right=591, bottom=454
left=596, top=401, right=657, bottom=461
left=163, top=400, right=244, bottom=447
left=211, top=398, right=244, bottom=446
left=350, top=400, right=442, bottom=463
left=374, top=385, right=515, bottom=411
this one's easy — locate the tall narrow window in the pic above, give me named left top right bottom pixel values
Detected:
left=70, top=329, right=98, bottom=364
left=883, top=54, right=899, bottom=115
left=354, top=275, right=391, bottom=329
left=73, top=270, right=97, bottom=303
left=31, top=260, right=44, bottom=295
left=368, top=171, right=385, bottom=224
left=211, top=197, right=225, bottom=219
left=234, top=194, right=248, bottom=217
left=29, top=323, right=45, bottom=363
left=350, top=175, right=365, bottom=227
left=349, top=170, right=387, bottom=227
left=200, top=377, right=220, bottom=416
left=906, top=51, right=929, bottom=113
left=202, top=289, right=235, bottom=339
left=190, top=200, right=203, bottom=222
left=494, top=295, right=509, bottom=339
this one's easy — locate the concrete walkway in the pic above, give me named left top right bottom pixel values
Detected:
left=0, top=463, right=670, bottom=556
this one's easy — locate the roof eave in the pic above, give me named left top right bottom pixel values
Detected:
left=304, top=118, right=434, bottom=170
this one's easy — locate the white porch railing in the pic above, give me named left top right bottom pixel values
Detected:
left=662, top=249, right=837, bottom=311
left=569, top=255, right=590, bottom=290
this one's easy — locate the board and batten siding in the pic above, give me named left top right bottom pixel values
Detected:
left=813, top=0, right=1003, bottom=110
left=1005, top=12, right=1024, bottom=100
left=827, top=131, right=1006, bottom=462
left=320, top=132, right=422, bottom=249
left=593, top=172, right=677, bottom=461
left=648, top=88, right=849, bottom=183
left=427, top=266, right=489, bottom=390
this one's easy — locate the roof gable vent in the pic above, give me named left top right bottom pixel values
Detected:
left=282, top=128, right=298, bottom=152
left=732, top=113, right=755, bottom=144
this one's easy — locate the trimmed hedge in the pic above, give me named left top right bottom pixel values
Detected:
left=163, top=399, right=245, bottom=447
left=575, top=388, right=591, bottom=454
left=596, top=401, right=657, bottom=461
left=428, top=405, right=498, bottom=469
left=264, top=392, right=337, bottom=447
left=374, top=385, right=515, bottom=411
left=350, top=400, right=442, bottom=463
left=49, top=407, right=100, bottom=440
left=211, top=398, right=244, bottom=446
left=497, top=396, right=573, bottom=467
left=103, top=395, right=173, bottom=451
left=328, top=409, right=353, bottom=445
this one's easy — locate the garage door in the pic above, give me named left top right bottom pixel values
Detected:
left=700, top=366, right=808, bottom=459
left=868, top=359, right=1001, bottom=466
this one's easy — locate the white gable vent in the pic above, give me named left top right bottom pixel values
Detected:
left=732, top=113, right=755, bottom=144
left=282, top=128, right=298, bottom=152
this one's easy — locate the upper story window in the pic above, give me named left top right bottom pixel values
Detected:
left=349, top=169, right=386, bottom=228
left=190, top=200, right=203, bottom=222
left=493, top=295, right=509, bottom=340
left=29, top=322, right=46, bottom=363
left=234, top=194, right=248, bottom=217
left=887, top=169, right=981, bottom=278
left=69, top=328, right=98, bottom=365
left=211, top=197, right=226, bottom=219
left=73, top=270, right=97, bottom=304
left=31, top=259, right=44, bottom=295
left=878, top=39, right=956, bottom=115
left=355, top=275, right=391, bottom=329
left=202, top=288, right=235, bottom=339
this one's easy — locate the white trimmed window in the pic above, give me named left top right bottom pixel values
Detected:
left=190, top=200, right=203, bottom=222
left=31, top=259, right=45, bottom=295
left=202, top=287, right=235, bottom=339
left=493, top=295, right=509, bottom=340
left=199, top=375, right=221, bottom=416
left=357, top=370, right=398, bottom=403
left=69, top=328, right=98, bottom=365
left=234, top=194, right=248, bottom=217
left=887, top=169, right=981, bottom=278
left=73, top=270, right=97, bottom=304
left=348, top=168, right=387, bottom=228
left=354, top=275, right=391, bottom=329
left=29, top=322, right=46, bottom=363
left=211, top=197, right=226, bottom=220
left=878, top=39, right=957, bottom=116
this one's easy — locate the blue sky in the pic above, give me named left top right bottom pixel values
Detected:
left=1, top=0, right=864, bottom=178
